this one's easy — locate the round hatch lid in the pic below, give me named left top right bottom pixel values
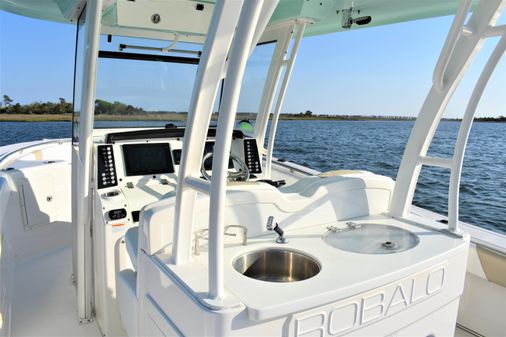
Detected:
left=322, top=223, right=419, bottom=254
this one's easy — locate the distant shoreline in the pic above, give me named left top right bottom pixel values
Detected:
left=0, top=113, right=504, bottom=123
left=0, top=113, right=187, bottom=122
left=1, top=97, right=503, bottom=122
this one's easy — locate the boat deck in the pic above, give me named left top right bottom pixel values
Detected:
left=11, top=247, right=101, bottom=337
left=455, top=327, right=479, bottom=337
left=9, top=244, right=477, bottom=337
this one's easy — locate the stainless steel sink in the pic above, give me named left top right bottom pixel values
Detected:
left=233, top=249, right=320, bottom=282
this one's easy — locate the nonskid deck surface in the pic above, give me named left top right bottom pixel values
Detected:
left=11, top=247, right=101, bottom=337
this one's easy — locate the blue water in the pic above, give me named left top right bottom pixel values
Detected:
left=0, top=120, right=504, bottom=234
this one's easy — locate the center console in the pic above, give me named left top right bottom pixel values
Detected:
left=91, top=126, right=262, bottom=336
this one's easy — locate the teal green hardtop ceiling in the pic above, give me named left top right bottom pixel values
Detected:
left=0, top=0, right=472, bottom=37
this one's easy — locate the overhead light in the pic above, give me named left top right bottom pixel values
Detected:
left=340, top=8, right=372, bottom=29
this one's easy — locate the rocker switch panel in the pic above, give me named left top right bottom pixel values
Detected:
left=243, top=138, right=262, bottom=174
left=97, top=145, right=118, bottom=189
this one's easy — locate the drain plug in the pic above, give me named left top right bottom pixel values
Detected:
left=382, top=241, right=396, bottom=249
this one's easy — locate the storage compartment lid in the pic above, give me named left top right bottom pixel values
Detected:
left=322, top=223, right=419, bottom=254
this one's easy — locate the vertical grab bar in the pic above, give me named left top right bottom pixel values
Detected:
left=433, top=0, right=473, bottom=93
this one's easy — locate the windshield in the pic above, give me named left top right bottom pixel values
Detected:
left=93, top=35, right=201, bottom=129
left=85, top=34, right=275, bottom=130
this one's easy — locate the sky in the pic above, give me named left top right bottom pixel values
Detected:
left=1, top=9, right=505, bottom=118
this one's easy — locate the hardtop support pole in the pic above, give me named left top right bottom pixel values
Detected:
left=254, top=25, right=295, bottom=156
left=172, top=0, right=244, bottom=265
left=172, top=0, right=279, bottom=303
left=76, top=0, right=103, bottom=322
left=448, top=34, right=506, bottom=230
left=391, top=0, right=505, bottom=226
left=208, top=0, right=268, bottom=300
left=264, top=23, right=306, bottom=178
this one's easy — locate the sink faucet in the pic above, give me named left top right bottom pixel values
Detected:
left=266, top=216, right=288, bottom=244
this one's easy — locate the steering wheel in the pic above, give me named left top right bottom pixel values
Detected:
left=201, top=152, right=250, bottom=182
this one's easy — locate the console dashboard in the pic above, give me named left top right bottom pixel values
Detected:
left=94, top=126, right=262, bottom=224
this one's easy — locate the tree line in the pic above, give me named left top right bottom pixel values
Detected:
left=1, top=95, right=72, bottom=114
left=1, top=95, right=148, bottom=115
left=94, top=99, right=146, bottom=115
left=279, top=110, right=418, bottom=120
left=1, top=95, right=504, bottom=122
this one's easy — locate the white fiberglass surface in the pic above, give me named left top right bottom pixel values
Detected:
left=10, top=247, right=101, bottom=337
left=454, top=326, right=476, bottom=337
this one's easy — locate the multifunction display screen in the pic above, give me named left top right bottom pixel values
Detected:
left=122, top=143, right=174, bottom=176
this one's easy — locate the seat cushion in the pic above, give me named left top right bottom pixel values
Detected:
left=125, top=227, right=139, bottom=270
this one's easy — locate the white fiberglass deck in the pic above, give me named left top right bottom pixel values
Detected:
left=11, top=247, right=101, bottom=337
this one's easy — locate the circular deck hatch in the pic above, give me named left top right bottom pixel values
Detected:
left=322, top=223, right=419, bottom=254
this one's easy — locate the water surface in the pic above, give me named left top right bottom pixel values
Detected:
left=273, top=120, right=505, bottom=234
left=1, top=120, right=504, bottom=234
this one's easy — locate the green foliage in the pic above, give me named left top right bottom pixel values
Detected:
left=1, top=95, right=504, bottom=123
left=0, top=95, right=72, bottom=114
left=95, top=99, right=145, bottom=115
left=2, top=95, right=13, bottom=108
left=475, top=115, right=506, bottom=122
left=0, top=96, right=146, bottom=116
